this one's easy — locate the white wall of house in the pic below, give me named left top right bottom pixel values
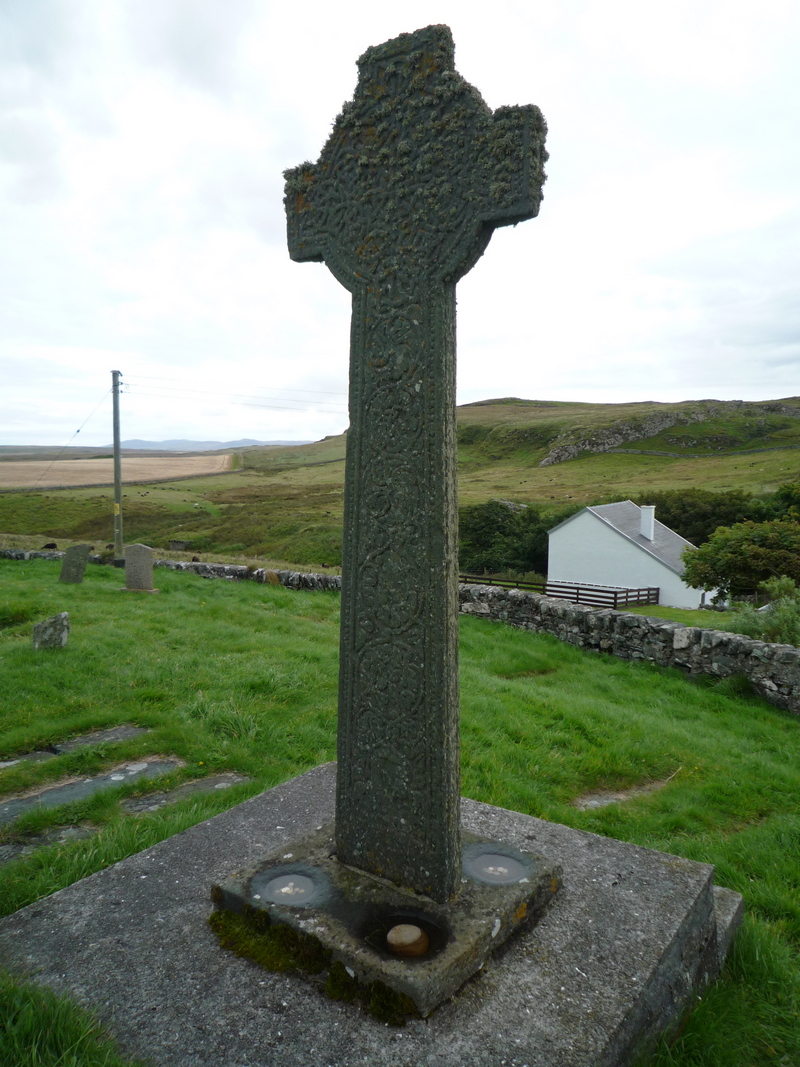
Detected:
left=547, top=511, right=704, bottom=610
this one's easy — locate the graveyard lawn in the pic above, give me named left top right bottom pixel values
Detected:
left=0, top=558, right=798, bottom=1066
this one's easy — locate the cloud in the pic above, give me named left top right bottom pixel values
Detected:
left=0, top=0, right=76, bottom=79
left=2, top=2, right=800, bottom=444
left=124, top=0, right=256, bottom=98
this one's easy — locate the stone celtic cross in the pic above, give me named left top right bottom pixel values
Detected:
left=285, top=24, right=547, bottom=902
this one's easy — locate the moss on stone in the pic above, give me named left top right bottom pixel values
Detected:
left=208, top=908, right=329, bottom=975
left=365, top=980, right=418, bottom=1026
left=324, top=959, right=360, bottom=1003
left=210, top=910, right=419, bottom=1025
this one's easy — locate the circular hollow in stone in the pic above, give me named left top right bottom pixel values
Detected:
left=464, top=851, right=528, bottom=884
left=261, top=873, right=317, bottom=905
left=386, top=923, right=429, bottom=958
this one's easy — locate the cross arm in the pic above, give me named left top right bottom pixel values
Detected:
left=482, top=104, right=549, bottom=229
left=439, top=102, right=548, bottom=285
left=284, top=162, right=325, bottom=263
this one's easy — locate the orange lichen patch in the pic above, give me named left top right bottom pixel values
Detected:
left=550, top=877, right=559, bottom=894
left=513, top=902, right=528, bottom=924
left=418, top=53, right=437, bottom=77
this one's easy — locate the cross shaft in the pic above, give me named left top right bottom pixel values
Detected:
left=285, top=24, right=547, bottom=901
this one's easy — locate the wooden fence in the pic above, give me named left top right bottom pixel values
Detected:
left=459, top=575, right=659, bottom=609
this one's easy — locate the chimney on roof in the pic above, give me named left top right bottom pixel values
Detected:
left=640, top=505, right=655, bottom=540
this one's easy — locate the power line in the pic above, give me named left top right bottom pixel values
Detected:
left=122, top=380, right=347, bottom=406
left=124, top=373, right=347, bottom=399
left=122, top=385, right=347, bottom=415
left=31, top=388, right=112, bottom=489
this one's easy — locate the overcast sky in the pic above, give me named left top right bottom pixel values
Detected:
left=2, top=0, right=799, bottom=447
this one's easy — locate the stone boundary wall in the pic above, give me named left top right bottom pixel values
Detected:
left=0, top=549, right=343, bottom=591
left=5, top=549, right=798, bottom=714
left=152, top=558, right=343, bottom=591
left=459, top=583, right=800, bottom=716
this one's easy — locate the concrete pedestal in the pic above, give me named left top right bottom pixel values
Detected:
left=0, top=763, right=742, bottom=1067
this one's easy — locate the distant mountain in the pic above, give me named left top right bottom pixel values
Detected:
left=111, top=439, right=313, bottom=451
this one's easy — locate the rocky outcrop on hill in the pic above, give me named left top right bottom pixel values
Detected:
left=537, top=400, right=800, bottom=467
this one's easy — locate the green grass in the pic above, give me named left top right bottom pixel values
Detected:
left=626, top=604, right=722, bottom=627
left=0, top=472, right=345, bottom=568
left=0, top=969, right=148, bottom=1067
left=1, top=558, right=800, bottom=1064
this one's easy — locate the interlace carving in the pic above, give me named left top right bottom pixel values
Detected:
left=285, top=24, right=547, bottom=901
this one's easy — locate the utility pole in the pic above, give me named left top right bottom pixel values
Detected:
left=111, top=370, right=124, bottom=564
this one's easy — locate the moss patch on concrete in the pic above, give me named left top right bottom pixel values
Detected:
left=208, top=906, right=418, bottom=1025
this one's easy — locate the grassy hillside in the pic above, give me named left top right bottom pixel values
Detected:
left=1, top=397, right=799, bottom=569
left=0, top=559, right=799, bottom=1064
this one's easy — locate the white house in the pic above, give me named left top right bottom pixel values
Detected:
left=547, top=501, right=706, bottom=610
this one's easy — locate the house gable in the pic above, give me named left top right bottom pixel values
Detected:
left=549, top=500, right=694, bottom=577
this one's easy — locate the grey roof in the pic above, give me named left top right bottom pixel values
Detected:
left=548, top=500, right=696, bottom=576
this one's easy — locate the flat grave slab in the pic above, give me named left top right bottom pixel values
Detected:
left=121, top=772, right=251, bottom=814
left=0, top=823, right=96, bottom=866
left=0, top=751, right=57, bottom=770
left=51, top=725, right=151, bottom=754
left=0, top=773, right=251, bottom=868
left=0, top=763, right=742, bottom=1067
left=0, top=758, right=181, bottom=825
left=0, top=725, right=151, bottom=767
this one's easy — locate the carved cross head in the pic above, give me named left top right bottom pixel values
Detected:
left=285, top=24, right=548, bottom=292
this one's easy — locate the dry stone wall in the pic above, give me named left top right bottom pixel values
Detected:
left=0, top=550, right=343, bottom=591
left=153, top=558, right=343, bottom=591
left=459, top=583, right=800, bottom=715
left=5, top=549, right=797, bottom=713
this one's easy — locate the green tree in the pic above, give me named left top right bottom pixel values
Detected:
left=681, top=520, right=800, bottom=600
left=458, top=499, right=524, bottom=573
left=458, top=499, right=579, bottom=576
left=767, top=482, right=800, bottom=522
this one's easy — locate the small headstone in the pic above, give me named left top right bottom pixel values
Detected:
left=169, top=540, right=192, bottom=552
left=59, top=544, right=91, bottom=584
left=125, top=544, right=156, bottom=592
left=32, top=612, right=69, bottom=650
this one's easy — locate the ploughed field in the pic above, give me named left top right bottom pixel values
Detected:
left=0, top=452, right=234, bottom=489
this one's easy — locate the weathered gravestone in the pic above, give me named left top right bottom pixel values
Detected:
left=32, top=611, right=69, bottom=650
left=124, top=544, right=156, bottom=592
left=285, top=23, right=547, bottom=902
left=59, top=544, right=91, bottom=584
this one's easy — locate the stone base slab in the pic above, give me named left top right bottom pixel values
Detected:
left=212, top=824, right=561, bottom=1016
left=0, top=763, right=743, bottom=1067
